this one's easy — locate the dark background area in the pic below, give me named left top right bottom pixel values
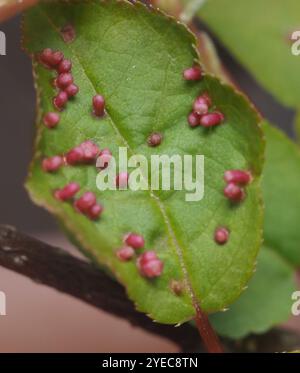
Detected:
left=0, top=16, right=56, bottom=233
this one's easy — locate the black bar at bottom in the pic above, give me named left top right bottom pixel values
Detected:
left=0, top=353, right=298, bottom=370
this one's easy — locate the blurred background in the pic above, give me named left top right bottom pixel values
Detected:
left=0, top=7, right=298, bottom=352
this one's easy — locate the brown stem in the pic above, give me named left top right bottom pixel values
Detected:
left=0, top=0, right=39, bottom=23
left=0, top=225, right=200, bottom=352
left=194, top=304, right=224, bottom=353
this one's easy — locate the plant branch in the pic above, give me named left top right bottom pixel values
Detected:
left=0, top=0, right=39, bottom=23
left=0, top=225, right=200, bottom=352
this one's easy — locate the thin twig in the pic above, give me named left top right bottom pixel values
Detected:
left=0, top=225, right=200, bottom=352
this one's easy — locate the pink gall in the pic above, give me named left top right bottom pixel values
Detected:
left=183, top=65, right=202, bottom=81
left=116, top=246, right=135, bottom=262
left=43, top=112, right=60, bottom=129
left=65, top=84, right=79, bottom=98
left=74, top=191, right=97, bottom=213
left=86, top=203, right=103, bottom=220
left=124, top=233, right=145, bottom=250
left=137, top=251, right=164, bottom=278
left=57, top=73, right=73, bottom=89
left=147, top=132, right=162, bottom=147
left=96, top=148, right=112, bottom=170
left=200, top=112, right=224, bottom=127
left=214, top=227, right=230, bottom=245
left=53, top=91, right=68, bottom=110
left=57, top=59, right=72, bottom=74
left=54, top=182, right=80, bottom=201
left=92, top=95, right=106, bottom=117
left=188, top=112, right=200, bottom=127
left=193, top=94, right=212, bottom=115
left=42, top=156, right=63, bottom=172
left=116, top=172, right=129, bottom=189
left=224, top=170, right=251, bottom=186
left=224, top=182, right=245, bottom=202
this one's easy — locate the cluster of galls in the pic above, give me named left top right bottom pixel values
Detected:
left=42, top=137, right=127, bottom=211
left=42, top=140, right=101, bottom=172
left=39, top=48, right=79, bottom=129
left=223, top=169, right=251, bottom=203
left=116, top=233, right=164, bottom=279
left=66, top=140, right=101, bottom=165
left=42, top=140, right=107, bottom=221
left=40, top=49, right=108, bottom=125
left=212, top=171, right=251, bottom=245
left=74, top=191, right=103, bottom=220
left=39, top=45, right=110, bottom=222
left=54, top=183, right=103, bottom=221
left=183, top=65, right=225, bottom=128
left=213, top=171, right=251, bottom=245
left=188, top=92, right=224, bottom=129
left=183, top=65, right=254, bottom=247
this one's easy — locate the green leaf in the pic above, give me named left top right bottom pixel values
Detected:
left=263, top=122, right=300, bottom=266
left=199, top=0, right=300, bottom=108
left=23, top=0, right=264, bottom=324
left=210, top=247, right=295, bottom=339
